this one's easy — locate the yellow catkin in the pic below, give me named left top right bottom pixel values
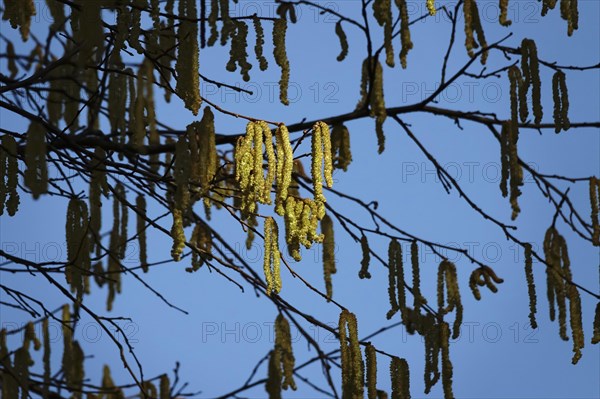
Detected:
left=331, top=123, right=352, bottom=171
left=366, top=344, right=378, bottom=399
left=390, top=356, right=410, bottom=399
left=264, top=217, right=282, bottom=295
left=499, top=0, right=512, bottom=26
left=175, top=0, right=201, bottom=114
left=275, top=314, right=297, bottom=390
left=262, top=122, right=277, bottom=204
left=1, top=134, right=20, bottom=216
left=273, top=18, right=290, bottom=105
left=522, top=39, right=543, bottom=124
left=24, top=121, right=48, bottom=199
left=171, top=209, right=186, bottom=262
left=359, top=234, right=372, bottom=279
left=395, top=0, right=413, bottom=69
left=335, top=21, right=349, bottom=61
left=311, top=121, right=333, bottom=203
left=275, top=124, right=293, bottom=215
left=524, top=243, right=538, bottom=329
left=252, top=15, right=269, bottom=70
left=339, top=309, right=364, bottom=399
left=187, top=220, right=213, bottom=272
left=592, top=302, right=600, bottom=344
left=464, top=0, right=488, bottom=64
left=590, top=177, right=600, bottom=246
left=543, top=227, right=569, bottom=340
left=357, top=57, right=387, bottom=153
left=321, top=214, right=336, bottom=301
left=373, top=0, right=395, bottom=67
left=427, top=0, right=436, bottom=16
left=136, top=195, right=148, bottom=272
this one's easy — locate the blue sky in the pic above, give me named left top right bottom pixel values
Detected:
left=1, top=1, right=599, bottom=398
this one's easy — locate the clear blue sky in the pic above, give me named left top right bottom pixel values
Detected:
left=1, top=1, right=599, bottom=398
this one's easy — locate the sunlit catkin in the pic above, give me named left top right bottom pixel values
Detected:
left=24, top=121, right=48, bottom=199
left=339, top=309, right=364, bottom=399
left=359, top=234, right=372, bottom=279
left=252, top=15, right=268, bottom=70
left=1, top=134, right=20, bottom=216
left=175, top=0, right=201, bottom=114
left=311, top=121, right=333, bottom=204
left=264, top=217, right=282, bottom=295
left=321, top=214, right=337, bottom=301
left=275, top=124, right=293, bottom=215
left=373, top=0, right=395, bottom=67
left=590, top=177, right=600, bottom=246
left=273, top=18, right=290, bottom=105
left=524, top=243, right=538, bottom=329
left=394, top=0, right=413, bottom=68
left=427, top=0, right=436, bottom=15
left=390, top=356, right=410, bottom=399
left=543, top=226, right=569, bottom=340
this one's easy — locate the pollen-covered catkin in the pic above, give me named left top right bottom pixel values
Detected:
left=275, top=124, right=293, bottom=215
left=24, top=121, right=48, bottom=199
left=366, top=344, right=378, bottom=399
left=395, top=0, right=413, bottom=68
left=339, top=309, right=364, bottom=399
left=1, top=134, right=20, bottom=216
left=390, top=356, right=410, bottom=399
left=590, top=177, right=600, bottom=246
left=321, top=214, right=337, bottom=301
left=175, top=0, right=201, bottom=114
left=275, top=314, right=297, bottom=390
left=273, top=18, right=290, bottom=105
left=252, top=15, right=268, bottom=71
left=524, top=243, right=538, bottom=329
left=373, top=0, right=395, bottom=67
left=264, top=217, right=282, bottom=295
left=427, top=0, right=436, bottom=16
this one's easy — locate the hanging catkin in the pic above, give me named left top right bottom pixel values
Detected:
left=275, top=124, right=294, bottom=215
left=252, top=15, right=269, bottom=70
left=359, top=234, right=372, bottom=279
left=552, top=70, right=571, bottom=133
left=463, top=0, right=488, bottom=64
left=520, top=39, right=543, bottom=124
left=499, top=0, right=512, bottom=26
left=394, top=0, right=413, bottom=68
left=437, top=260, right=463, bottom=339
left=263, top=217, right=282, bottom=295
left=335, top=21, right=349, bottom=61
left=321, top=214, right=337, bottom=301
left=592, top=302, right=600, bottom=344
left=2, top=0, right=36, bottom=41
left=1, top=134, right=20, bottom=216
left=226, top=20, right=253, bottom=81
left=339, top=309, right=364, bottom=399
left=331, top=123, right=352, bottom=171
left=390, top=356, right=410, bottom=399
left=273, top=18, right=290, bottom=105
left=386, top=239, right=405, bottom=320
left=590, top=177, right=600, bottom=246
left=136, top=195, right=148, bottom=272
left=311, top=121, right=333, bottom=205
left=366, top=344, right=378, bottom=399
left=175, top=0, right=201, bottom=115
left=24, top=121, right=48, bottom=199
left=66, top=198, right=91, bottom=302
left=524, top=243, right=538, bottom=329
left=373, top=0, right=395, bottom=67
